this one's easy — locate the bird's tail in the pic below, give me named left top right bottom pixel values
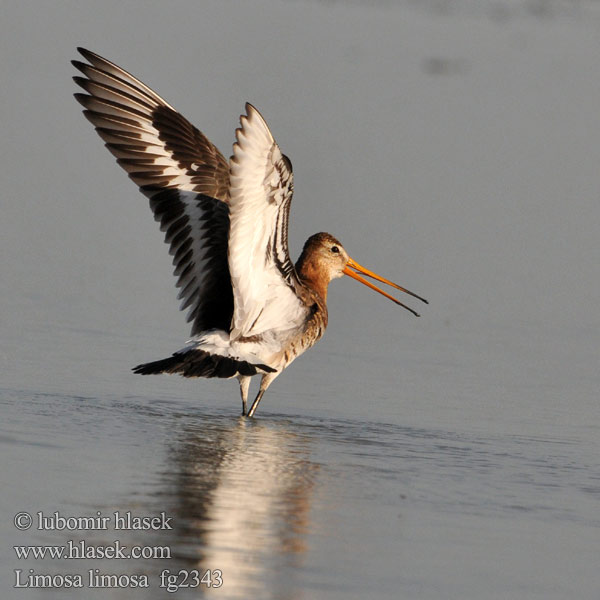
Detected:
left=133, top=349, right=275, bottom=379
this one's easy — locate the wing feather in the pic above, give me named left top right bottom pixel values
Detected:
left=73, top=48, right=232, bottom=335
left=228, top=104, right=307, bottom=340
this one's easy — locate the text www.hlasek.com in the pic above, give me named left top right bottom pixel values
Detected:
left=14, top=540, right=170, bottom=560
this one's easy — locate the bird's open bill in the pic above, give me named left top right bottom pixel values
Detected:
left=343, top=257, right=428, bottom=317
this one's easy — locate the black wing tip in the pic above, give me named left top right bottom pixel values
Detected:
left=77, top=47, right=96, bottom=60
left=73, top=91, right=90, bottom=105
left=73, top=93, right=99, bottom=112
left=72, top=75, right=89, bottom=89
left=71, top=59, right=87, bottom=72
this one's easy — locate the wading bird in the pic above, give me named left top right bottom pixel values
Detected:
left=72, top=48, right=427, bottom=417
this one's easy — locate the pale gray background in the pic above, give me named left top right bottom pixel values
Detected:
left=1, top=1, right=599, bottom=599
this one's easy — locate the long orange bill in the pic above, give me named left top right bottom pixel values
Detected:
left=342, top=257, right=428, bottom=317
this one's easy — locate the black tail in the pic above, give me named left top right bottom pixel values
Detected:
left=132, top=349, right=275, bottom=379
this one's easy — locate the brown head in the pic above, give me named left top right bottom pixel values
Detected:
left=295, top=232, right=428, bottom=315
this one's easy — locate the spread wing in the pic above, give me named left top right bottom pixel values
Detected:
left=228, top=104, right=308, bottom=340
left=72, top=48, right=233, bottom=335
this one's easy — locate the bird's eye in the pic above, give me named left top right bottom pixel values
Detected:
left=331, top=246, right=340, bottom=254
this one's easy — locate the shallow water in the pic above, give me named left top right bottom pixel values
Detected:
left=2, top=1, right=600, bottom=598
left=2, top=382, right=598, bottom=599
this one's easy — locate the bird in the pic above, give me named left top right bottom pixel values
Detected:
left=72, top=48, right=427, bottom=417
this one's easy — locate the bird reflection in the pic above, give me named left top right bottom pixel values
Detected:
left=161, top=415, right=319, bottom=599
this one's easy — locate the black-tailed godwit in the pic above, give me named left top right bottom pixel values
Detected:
left=72, top=48, right=427, bottom=417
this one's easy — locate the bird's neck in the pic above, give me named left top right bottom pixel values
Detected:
left=296, top=257, right=330, bottom=303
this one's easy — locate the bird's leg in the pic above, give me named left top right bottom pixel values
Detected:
left=246, top=373, right=278, bottom=418
left=247, top=390, right=265, bottom=418
left=238, top=376, right=251, bottom=416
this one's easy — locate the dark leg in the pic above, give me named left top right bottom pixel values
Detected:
left=238, top=376, right=251, bottom=416
left=247, top=389, right=265, bottom=418
left=246, top=373, right=277, bottom=418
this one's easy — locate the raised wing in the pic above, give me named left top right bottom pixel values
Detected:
left=72, top=48, right=232, bottom=335
left=228, top=104, right=308, bottom=340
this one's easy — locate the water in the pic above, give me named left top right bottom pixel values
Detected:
left=2, top=388, right=598, bottom=599
left=1, top=1, right=599, bottom=598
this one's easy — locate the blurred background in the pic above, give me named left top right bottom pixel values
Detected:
left=1, top=1, right=599, bottom=599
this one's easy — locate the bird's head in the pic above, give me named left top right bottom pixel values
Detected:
left=296, top=232, right=428, bottom=316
